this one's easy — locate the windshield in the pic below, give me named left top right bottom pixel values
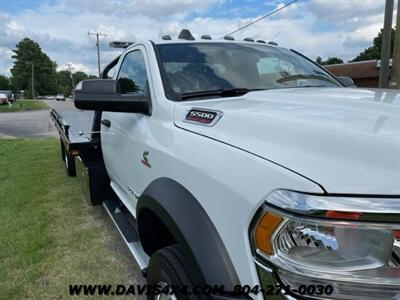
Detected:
left=156, top=43, right=341, bottom=100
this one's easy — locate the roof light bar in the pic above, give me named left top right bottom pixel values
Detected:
left=109, top=41, right=134, bottom=48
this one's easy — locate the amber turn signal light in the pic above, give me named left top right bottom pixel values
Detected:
left=254, top=212, right=283, bottom=255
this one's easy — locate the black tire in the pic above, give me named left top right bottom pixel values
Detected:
left=64, top=151, right=76, bottom=177
left=147, top=245, right=200, bottom=300
left=60, top=139, right=65, bottom=161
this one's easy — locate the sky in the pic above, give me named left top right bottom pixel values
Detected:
left=0, top=0, right=398, bottom=76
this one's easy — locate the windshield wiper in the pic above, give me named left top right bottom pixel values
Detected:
left=277, top=74, right=336, bottom=84
left=180, top=88, right=265, bottom=100
left=292, top=85, right=328, bottom=88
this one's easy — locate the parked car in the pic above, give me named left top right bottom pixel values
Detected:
left=56, top=94, right=65, bottom=101
left=0, top=93, right=8, bottom=104
left=51, top=30, right=400, bottom=300
left=0, top=90, right=15, bottom=103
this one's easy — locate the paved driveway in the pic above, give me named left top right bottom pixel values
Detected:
left=0, top=100, right=76, bottom=138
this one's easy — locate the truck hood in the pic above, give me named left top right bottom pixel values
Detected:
left=174, top=87, right=400, bottom=195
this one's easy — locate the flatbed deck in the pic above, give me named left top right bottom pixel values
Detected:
left=50, top=109, right=99, bottom=151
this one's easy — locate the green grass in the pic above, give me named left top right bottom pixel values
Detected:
left=0, top=100, right=48, bottom=112
left=0, top=139, right=139, bottom=299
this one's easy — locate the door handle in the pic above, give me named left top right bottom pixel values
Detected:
left=101, top=119, right=111, bottom=127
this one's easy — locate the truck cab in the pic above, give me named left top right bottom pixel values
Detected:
left=54, top=30, right=400, bottom=300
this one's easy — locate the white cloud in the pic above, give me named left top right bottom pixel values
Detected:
left=6, top=21, right=26, bottom=32
left=57, top=62, right=93, bottom=74
left=64, top=0, right=219, bottom=18
left=307, top=0, right=385, bottom=24
left=0, top=0, right=396, bottom=75
left=343, top=23, right=383, bottom=48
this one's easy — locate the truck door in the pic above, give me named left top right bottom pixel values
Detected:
left=101, top=46, right=153, bottom=215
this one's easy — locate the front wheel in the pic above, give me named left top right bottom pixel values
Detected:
left=147, top=245, right=199, bottom=300
left=64, top=151, right=76, bottom=177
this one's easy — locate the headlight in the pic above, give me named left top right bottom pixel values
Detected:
left=251, top=190, right=400, bottom=300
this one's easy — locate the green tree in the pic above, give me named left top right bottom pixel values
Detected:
left=10, top=38, right=57, bottom=98
left=56, top=70, right=97, bottom=96
left=73, top=71, right=97, bottom=84
left=352, top=28, right=396, bottom=62
left=0, top=75, right=11, bottom=90
left=118, top=78, right=140, bottom=93
left=316, top=56, right=343, bottom=65
left=56, top=70, right=72, bottom=96
left=323, top=57, right=344, bottom=65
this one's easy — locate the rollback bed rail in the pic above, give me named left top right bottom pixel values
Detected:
left=50, top=108, right=70, bottom=141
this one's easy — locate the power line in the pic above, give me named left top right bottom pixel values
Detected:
left=223, top=0, right=298, bottom=37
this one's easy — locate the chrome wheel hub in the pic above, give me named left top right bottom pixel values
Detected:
left=155, top=282, right=178, bottom=300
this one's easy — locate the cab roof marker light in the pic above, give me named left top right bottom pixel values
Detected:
left=223, top=35, right=235, bottom=40
left=201, top=35, right=212, bottom=40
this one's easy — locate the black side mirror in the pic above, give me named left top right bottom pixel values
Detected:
left=74, top=79, right=151, bottom=114
left=337, top=76, right=356, bottom=87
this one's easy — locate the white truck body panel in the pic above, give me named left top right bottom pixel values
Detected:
left=97, top=40, right=400, bottom=296
left=103, top=105, right=324, bottom=290
left=101, top=43, right=327, bottom=290
left=174, top=88, right=400, bottom=195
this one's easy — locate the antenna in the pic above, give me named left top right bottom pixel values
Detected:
left=223, top=0, right=298, bottom=38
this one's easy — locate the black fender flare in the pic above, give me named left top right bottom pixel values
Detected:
left=136, top=177, right=241, bottom=290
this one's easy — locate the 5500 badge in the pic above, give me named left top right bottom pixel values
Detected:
left=184, top=108, right=223, bottom=126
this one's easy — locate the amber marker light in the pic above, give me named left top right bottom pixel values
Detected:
left=254, top=212, right=283, bottom=255
left=325, top=210, right=362, bottom=220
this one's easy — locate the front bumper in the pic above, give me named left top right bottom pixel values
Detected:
left=254, top=261, right=296, bottom=300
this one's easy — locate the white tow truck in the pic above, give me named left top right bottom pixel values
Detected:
left=51, top=29, right=400, bottom=300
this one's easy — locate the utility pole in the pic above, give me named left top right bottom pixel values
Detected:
left=379, top=0, right=394, bottom=88
left=30, top=62, right=35, bottom=99
left=389, top=2, right=399, bottom=88
left=67, top=63, right=74, bottom=87
left=88, top=32, right=107, bottom=77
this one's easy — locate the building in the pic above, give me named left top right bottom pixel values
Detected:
left=325, top=60, right=392, bottom=88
